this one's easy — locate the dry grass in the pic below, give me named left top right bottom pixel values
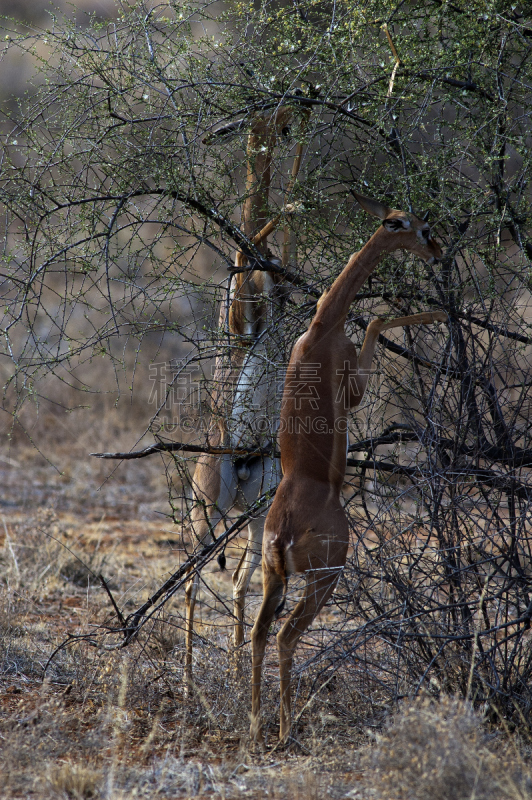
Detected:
left=48, top=762, right=102, bottom=800
left=360, top=696, right=532, bottom=800
left=1, top=403, right=532, bottom=799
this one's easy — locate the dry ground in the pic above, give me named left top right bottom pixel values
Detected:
left=1, top=405, right=532, bottom=800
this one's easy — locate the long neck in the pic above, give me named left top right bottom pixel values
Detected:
left=242, top=119, right=274, bottom=251
left=314, top=226, right=391, bottom=327
left=229, top=120, right=275, bottom=337
left=229, top=108, right=292, bottom=336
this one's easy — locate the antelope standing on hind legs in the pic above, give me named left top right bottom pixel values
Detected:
left=250, top=193, right=447, bottom=745
left=184, top=106, right=307, bottom=688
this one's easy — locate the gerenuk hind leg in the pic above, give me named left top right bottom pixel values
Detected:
left=276, top=568, right=342, bottom=743
left=250, top=569, right=285, bottom=745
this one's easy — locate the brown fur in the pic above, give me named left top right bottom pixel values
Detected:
left=250, top=198, right=447, bottom=745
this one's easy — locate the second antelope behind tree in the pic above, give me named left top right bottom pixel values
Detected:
left=250, top=192, right=447, bottom=746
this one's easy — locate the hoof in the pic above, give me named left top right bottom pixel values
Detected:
left=249, top=720, right=265, bottom=750
left=249, top=737, right=265, bottom=754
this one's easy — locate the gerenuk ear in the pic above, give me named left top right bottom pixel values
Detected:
left=353, top=191, right=393, bottom=221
